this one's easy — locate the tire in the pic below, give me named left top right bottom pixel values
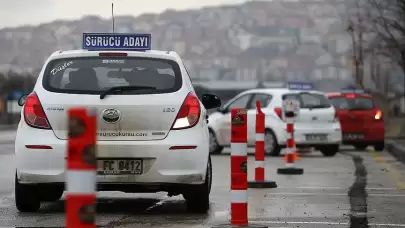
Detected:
left=320, top=145, right=339, bottom=157
left=39, top=186, right=64, bottom=202
left=209, top=129, right=224, bottom=154
left=374, top=142, right=385, bottom=152
left=265, top=129, right=281, bottom=157
left=183, top=156, right=211, bottom=213
left=354, top=144, right=368, bottom=151
left=15, top=173, right=41, bottom=212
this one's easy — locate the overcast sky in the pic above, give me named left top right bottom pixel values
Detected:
left=1, top=0, right=247, bottom=28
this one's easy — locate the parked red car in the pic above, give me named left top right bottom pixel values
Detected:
left=327, top=89, right=384, bottom=151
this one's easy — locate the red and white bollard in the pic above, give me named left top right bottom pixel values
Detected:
left=277, top=117, right=303, bottom=175
left=66, top=108, right=97, bottom=228
left=213, top=108, right=266, bottom=228
left=248, top=101, right=277, bottom=188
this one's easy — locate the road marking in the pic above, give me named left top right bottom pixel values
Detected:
left=264, top=192, right=405, bottom=197
left=369, top=149, right=405, bottom=190
left=250, top=220, right=405, bottom=227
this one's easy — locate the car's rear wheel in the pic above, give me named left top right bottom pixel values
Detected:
left=183, top=156, right=211, bottom=213
left=374, top=142, right=385, bottom=152
left=265, top=129, right=280, bottom=156
left=354, top=144, right=368, bottom=151
left=39, top=186, right=64, bottom=202
left=320, top=145, right=339, bottom=157
left=209, top=129, right=224, bottom=154
left=15, top=173, right=41, bottom=212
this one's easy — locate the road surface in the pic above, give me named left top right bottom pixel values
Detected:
left=0, top=132, right=405, bottom=227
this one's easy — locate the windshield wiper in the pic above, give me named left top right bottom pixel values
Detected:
left=100, top=86, right=156, bottom=99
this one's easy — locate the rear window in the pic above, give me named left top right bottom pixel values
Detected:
left=282, top=92, right=331, bottom=109
left=42, top=57, right=182, bottom=95
left=329, top=96, right=374, bottom=110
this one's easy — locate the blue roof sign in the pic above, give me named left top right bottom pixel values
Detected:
left=341, top=88, right=365, bottom=94
left=287, top=82, right=313, bottom=90
left=83, top=33, right=151, bottom=50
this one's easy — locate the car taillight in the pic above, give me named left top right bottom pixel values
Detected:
left=23, top=92, right=51, bottom=129
left=375, top=110, right=383, bottom=120
left=334, top=111, right=339, bottom=121
left=274, top=107, right=283, bottom=119
left=171, top=93, right=201, bottom=130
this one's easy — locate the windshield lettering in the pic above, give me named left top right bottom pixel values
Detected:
left=50, top=61, right=73, bottom=75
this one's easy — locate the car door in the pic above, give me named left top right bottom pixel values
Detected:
left=246, top=93, right=273, bottom=145
left=217, top=93, right=253, bottom=146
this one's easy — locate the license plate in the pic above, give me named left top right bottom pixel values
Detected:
left=97, top=159, right=143, bottom=175
left=343, top=133, right=364, bottom=140
left=306, top=134, right=327, bottom=141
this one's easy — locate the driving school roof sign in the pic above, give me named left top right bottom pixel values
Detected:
left=82, top=33, right=151, bottom=50
left=287, top=82, right=313, bottom=90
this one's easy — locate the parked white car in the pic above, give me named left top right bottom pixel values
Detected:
left=208, top=86, right=342, bottom=156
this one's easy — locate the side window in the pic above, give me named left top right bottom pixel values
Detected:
left=248, top=93, right=272, bottom=109
left=226, top=94, right=252, bottom=112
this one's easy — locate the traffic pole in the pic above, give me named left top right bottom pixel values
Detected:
left=277, top=117, right=303, bottom=175
left=248, top=101, right=277, bottom=189
left=66, top=108, right=97, bottom=228
left=213, top=108, right=266, bottom=228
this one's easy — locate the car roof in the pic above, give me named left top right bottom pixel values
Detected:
left=47, top=49, right=180, bottom=61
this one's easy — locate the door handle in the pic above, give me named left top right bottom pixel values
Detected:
left=206, top=114, right=209, bottom=124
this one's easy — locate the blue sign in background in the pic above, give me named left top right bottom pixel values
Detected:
left=287, top=82, right=313, bottom=90
left=82, top=33, right=151, bottom=50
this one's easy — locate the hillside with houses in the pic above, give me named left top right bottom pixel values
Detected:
left=0, top=0, right=369, bottom=88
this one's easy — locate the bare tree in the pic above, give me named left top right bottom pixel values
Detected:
left=346, top=1, right=366, bottom=89
left=363, top=0, right=405, bottom=73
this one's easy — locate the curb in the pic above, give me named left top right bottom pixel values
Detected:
left=386, top=140, right=405, bottom=165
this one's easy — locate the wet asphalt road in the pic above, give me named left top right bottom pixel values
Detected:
left=1, top=134, right=405, bottom=227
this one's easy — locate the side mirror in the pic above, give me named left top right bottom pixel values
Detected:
left=201, top=94, right=221, bottom=109
left=18, top=95, right=28, bottom=107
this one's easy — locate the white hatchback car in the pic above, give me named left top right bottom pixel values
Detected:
left=208, top=86, right=342, bottom=156
left=14, top=33, right=221, bottom=213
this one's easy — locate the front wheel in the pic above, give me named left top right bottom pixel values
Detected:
left=265, top=129, right=281, bottom=156
left=320, top=145, right=339, bottom=157
left=183, top=156, right=211, bottom=213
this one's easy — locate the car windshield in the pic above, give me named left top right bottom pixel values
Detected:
left=42, top=57, right=182, bottom=95
left=282, top=92, right=331, bottom=109
left=329, top=96, right=374, bottom=110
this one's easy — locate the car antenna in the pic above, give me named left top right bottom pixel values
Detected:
left=112, top=2, right=115, bottom=34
